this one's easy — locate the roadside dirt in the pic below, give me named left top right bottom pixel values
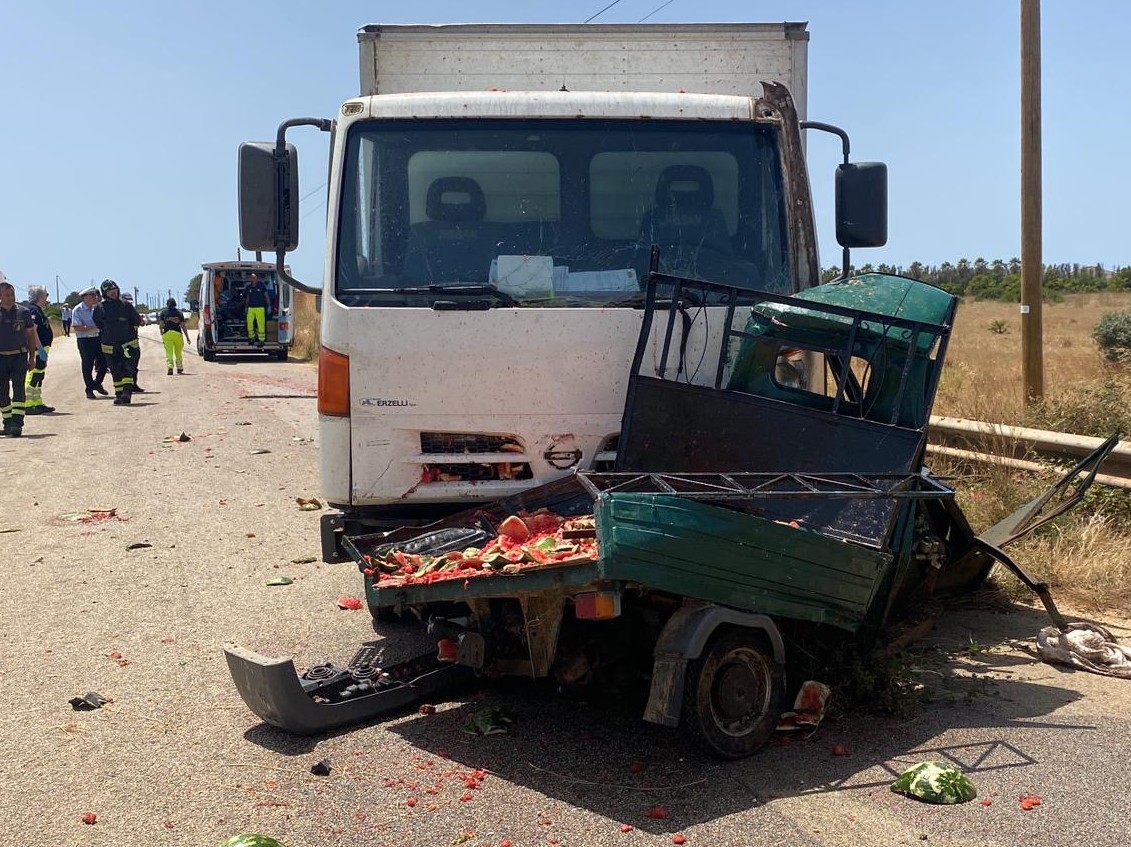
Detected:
left=2, top=329, right=1131, bottom=847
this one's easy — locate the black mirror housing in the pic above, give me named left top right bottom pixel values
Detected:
left=836, top=162, right=887, bottom=248
left=239, top=142, right=300, bottom=253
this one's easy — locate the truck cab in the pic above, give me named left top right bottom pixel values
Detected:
left=234, top=23, right=887, bottom=560
left=197, top=261, right=293, bottom=361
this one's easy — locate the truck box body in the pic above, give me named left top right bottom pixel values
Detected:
left=358, top=22, right=808, bottom=118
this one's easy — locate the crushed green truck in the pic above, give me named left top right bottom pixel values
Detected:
left=226, top=272, right=1114, bottom=758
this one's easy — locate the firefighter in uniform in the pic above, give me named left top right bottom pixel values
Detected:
left=0, top=277, right=38, bottom=436
left=23, top=284, right=55, bottom=415
left=93, top=279, right=142, bottom=404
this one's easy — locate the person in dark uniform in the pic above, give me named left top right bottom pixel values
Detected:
left=0, top=277, right=38, bottom=436
left=93, top=279, right=142, bottom=405
left=158, top=297, right=190, bottom=375
left=23, top=284, right=55, bottom=415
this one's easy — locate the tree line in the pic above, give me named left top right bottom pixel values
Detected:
left=822, top=258, right=1131, bottom=301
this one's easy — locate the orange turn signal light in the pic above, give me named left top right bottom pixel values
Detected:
left=318, top=346, right=350, bottom=417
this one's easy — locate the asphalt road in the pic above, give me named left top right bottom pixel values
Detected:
left=1, top=328, right=1129, bottom=847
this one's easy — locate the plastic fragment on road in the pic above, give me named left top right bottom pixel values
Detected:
left=265, top=576, right=294, bottom=586
left=776, top=680, right=831, bottom=732
left=250, top=448, right=271, bottom=455
left=310, top=758, right=332, bottom=776
left=126, top=542, right=153, bottom=550
left=1037, top=622, right=1131, bottom=678
left=890, top=761, right=977, bottom=804
left=69, top=691, right=111, bottom=711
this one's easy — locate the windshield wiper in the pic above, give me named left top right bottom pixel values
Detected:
left=389, top=284, right=518, bottom=307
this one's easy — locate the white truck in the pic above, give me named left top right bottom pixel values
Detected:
left=235, top=23, right=888, bottom=561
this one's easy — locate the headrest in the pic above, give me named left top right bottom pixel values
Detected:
left=655, top=165, right=715, bottom=209
left=426, top=177, right=487, bottom=222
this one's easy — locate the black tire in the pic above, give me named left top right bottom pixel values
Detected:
left=681, top=629, right=785, bottom=759
left=275, top=349, right=289, bottom=362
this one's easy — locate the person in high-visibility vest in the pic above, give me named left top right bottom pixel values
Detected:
left=23, top=284, right=55, bottom=415
left=158, top=297, right=190, bottom=375
left=244, top=273, right=270, bottom=346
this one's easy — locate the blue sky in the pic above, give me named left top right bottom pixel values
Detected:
left=1, top=1, right=1128, bottom=305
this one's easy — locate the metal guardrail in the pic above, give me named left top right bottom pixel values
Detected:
left=927, top=416, right=1131, bottom=489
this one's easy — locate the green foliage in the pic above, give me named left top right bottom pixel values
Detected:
left=1024, top=374, right=1131, bottom=438
left=187, top=272, right=203, bottom=305
left=832, top=258, right=1127, bottom=303
left=988, top=319, right=1009, bottom=335
left=1093, top=310, right=1131, bottom=362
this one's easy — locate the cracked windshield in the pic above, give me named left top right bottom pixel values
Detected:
left=336, top=118, right=791, bottom=306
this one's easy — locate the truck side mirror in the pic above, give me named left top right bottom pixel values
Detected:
left=239, top=142, right=300, bottom=253
left=835, top=162, right=887, bottom=248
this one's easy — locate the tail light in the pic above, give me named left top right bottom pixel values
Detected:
left=202, top=304, right=211, bottom=325
left=318, top=346, right=350, bottom=417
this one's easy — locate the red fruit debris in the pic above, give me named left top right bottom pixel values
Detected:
left=832, top=743, right=848, bottom=756
left=629, top=761, right=645, bottom=774
left=406, top=797, right=418, bottom=807
left=109, top=651, right=122, bottom=659
left=163, top=820, right=175, bottom=829
left=501, top=841, right=513, bottom=847
left=1019, top=794, right=1042, bottom=811
left=460, top=793, right=473, bottom=802
left=673, top=835, right=687, bottom=845
left=337, top=597, right=363, bottom=610
left=419, top=703, right=437, bottom=715
left=645, top=805, right=669, bottom=819
left=81, top=813, right=97, bottom=825
left=980, top=799, right=993, bottom=807
left=620, top=823, right=634, bottom=832
left=246, top=532, right=256, bottom=538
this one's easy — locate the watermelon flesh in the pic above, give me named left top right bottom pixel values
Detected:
left=219, top=836, right=287, bottom=847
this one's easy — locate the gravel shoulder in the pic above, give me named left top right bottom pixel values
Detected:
left=2, top=329, right=1130, bottom=847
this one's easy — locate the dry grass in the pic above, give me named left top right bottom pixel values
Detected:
left=937, top=292, right=1131, bottom=425
left=933, top=292, right=1131, bottom=613
left=290, top=291, right=320, bottom=361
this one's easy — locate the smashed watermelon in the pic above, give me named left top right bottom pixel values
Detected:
left=219, top=836, right=287, bottom=847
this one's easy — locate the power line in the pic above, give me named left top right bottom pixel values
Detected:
left=300, top=182, right=327, bottom=203
left=639, top=0, right=678, bottom=22
left=584, top=0, right=624, bottom=23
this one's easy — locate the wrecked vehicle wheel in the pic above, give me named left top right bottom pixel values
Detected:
left=682, top=631, right=784, bottom=759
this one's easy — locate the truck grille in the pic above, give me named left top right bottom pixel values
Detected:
left=420, top=432, right=522, bottom=455
left=418, top=431, right=531, bottom=484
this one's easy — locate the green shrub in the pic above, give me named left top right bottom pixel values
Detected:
left=1093, top=311, right=1131, bottom=362
left=1025, top=374, right=1131, bottom=438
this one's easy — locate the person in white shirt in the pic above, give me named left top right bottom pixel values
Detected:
left=71, top=287, right=108, bottom=399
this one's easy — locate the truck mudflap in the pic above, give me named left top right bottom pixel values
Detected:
left=223, top=642, right=473, bottom=735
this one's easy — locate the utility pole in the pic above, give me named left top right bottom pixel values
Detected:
left=1020, top=0, right=1044, bottom=402
left=55, top=274, right=61, bottom=303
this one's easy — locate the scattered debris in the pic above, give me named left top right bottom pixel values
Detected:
left=337, top=597, right=362, bottom=610
left=645, top=806, right=670, bottom=820
left=162, top=432, right=192, bottom=443
left=418, top=703, right=437, bottom=715
left=81, top=812, right=98, bottom=825
left=461, top=706, right=514, bottom=736
left=126, top=542, right=153, bottom=550
left=1037, top=622, right=1131, bottom=678
left=1019, top=794, right=1042, bottom=811
left=69, top=692, right=111, bottom=711
left=250, top=448, right=271, bottom=455
left=266, top=577, right=294, bottom=587
left=0, top=527, right=20, bottom=534
left=291, top=556, right=317, bottom=564
left=890, top=761, right=976, bottom=804
left=310, top=758, right=332, bottom=776
left=776, top=680, right=831, bottom=732
left=296, top=497, right=322, bottom=511
left=236, top=421, right=253, bottom=426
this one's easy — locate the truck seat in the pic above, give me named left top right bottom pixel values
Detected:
left=639, top=165, right=733, bottom=262
left=403, top=177, right=495, bottom=282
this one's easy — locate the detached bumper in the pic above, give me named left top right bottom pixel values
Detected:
left=223, top=643, right=472, bottom=735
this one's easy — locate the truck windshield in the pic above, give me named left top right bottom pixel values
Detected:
left=336, top=118, right=791, bottom=306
